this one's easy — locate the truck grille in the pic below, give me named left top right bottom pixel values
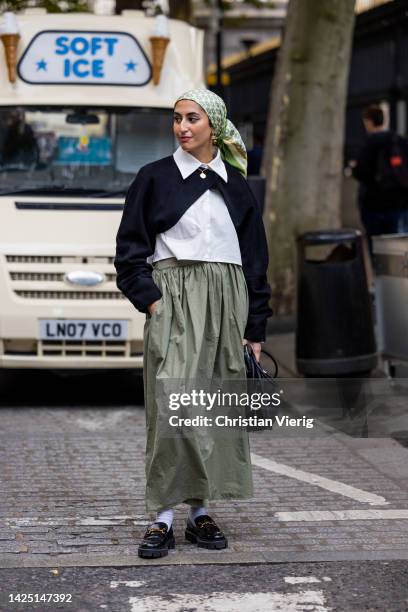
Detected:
left=40, top=340, right=128, bottom=357
left=6, top=255, right=115, bottom=264
left=5, top=254, right=121, bottom=300
left=10, top=272, right=117, bottom=282
left=15, top=291, right=123, bottom=300
left=3, top=339, right=143, bottom=359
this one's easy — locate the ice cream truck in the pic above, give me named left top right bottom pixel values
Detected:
left=0, top=7, right=204, bottom=375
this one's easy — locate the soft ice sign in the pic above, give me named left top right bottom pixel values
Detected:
left=18, top=30, right=152, bottom=85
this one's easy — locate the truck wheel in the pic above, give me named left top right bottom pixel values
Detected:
left=0, top=369, right=12, bottom=399
left=128, top=370, right=144, bottom=405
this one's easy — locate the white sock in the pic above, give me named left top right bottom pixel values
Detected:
left=154, top=508, right=174, bottom=530
left=188, top=506, right=208, bottom=523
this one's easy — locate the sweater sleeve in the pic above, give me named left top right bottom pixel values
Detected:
left=352, top=140, right=377, bottom=185
left=239, top=182, right=273, bottom=342
left=114, top=167, right=162, bottom=313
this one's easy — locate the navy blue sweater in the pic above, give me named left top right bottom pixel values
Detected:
left=114, top=155, right=273, bottom=342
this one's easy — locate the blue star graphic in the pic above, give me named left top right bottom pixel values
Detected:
left=125, top=60, right=137, bottom=72
left=36, top=59, right=47, bottom=71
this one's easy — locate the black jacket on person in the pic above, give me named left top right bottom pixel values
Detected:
left=352, top=130, right=408, bottom=212
left=114, top=155, right=273, bottom=342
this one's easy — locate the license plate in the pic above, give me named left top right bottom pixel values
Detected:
left=39, top=319, right=128, bottom=341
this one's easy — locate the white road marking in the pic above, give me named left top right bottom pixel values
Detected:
left=110, top=580, right=145, bottom=589
left=129, top=591, right=330, bottom=612
left=284, top=577, right=321, bottom=584
left=251, top=453, right=389, bottom=506
left=79, top=516, right=147, bottom=526
left=276, top=509, right=408, bottom=521
left=2, top=515, right=148, bottom=527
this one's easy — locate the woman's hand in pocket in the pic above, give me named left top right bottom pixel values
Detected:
left=148, top=299, right=162, bottom=316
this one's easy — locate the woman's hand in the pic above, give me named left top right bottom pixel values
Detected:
left=148, top=299, right=161, bottom=315
left=243, top=339, right=262, bottom=362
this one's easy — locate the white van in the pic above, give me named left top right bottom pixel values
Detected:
left=0, top=8, right=204, bottom=372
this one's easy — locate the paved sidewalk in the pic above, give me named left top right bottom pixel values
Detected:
left=1, top=341, right=408, bottom=568
left=264, top=331, right=297, bottom=378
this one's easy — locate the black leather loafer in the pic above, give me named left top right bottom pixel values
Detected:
left=138, top=522, right=175, bottom=558
left=185, top=515, right=228, bottom=550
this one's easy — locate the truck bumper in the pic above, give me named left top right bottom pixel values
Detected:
left=0, top=350, right=143, bottom=369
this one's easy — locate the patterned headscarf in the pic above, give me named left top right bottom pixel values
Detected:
left=174, top=88, right=247, bottom=177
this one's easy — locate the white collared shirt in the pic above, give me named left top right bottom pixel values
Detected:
left=147, top=146, right=242, bottom=266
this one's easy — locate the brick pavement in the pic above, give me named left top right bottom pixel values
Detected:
left=1, top=396, right=408, bottom=568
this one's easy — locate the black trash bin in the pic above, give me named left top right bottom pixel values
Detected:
left=296, top=229, right=377, bottom=376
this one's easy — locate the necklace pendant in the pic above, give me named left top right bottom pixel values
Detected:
left=200, top=170, right=206, bottom=179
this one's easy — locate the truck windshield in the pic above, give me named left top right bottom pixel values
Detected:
left=0, top=106, right=174, bottom=195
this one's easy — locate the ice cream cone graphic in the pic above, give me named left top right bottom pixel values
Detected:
left=0, top=13, right=21, bottom=84
left=1, top=32, right=20, bottom=83
left=149, top=35, right=170, bottom=85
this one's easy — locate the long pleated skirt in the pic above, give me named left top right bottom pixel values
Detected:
left=142, top=257, right=253, bottom=514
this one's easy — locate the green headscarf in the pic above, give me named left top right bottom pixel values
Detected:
left=175, top=88, right=247, bottom=177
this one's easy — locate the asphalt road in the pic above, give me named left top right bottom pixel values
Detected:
left=1, top=369, right=408, bottom=611
left=1, top=561, right=408, bottom=611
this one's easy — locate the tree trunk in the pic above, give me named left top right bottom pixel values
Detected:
left=261, top=0, right=356, bottom=315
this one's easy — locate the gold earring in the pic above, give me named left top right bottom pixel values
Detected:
left=212, top=134, right=217, bottom=145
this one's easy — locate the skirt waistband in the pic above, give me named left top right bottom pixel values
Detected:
left=153, top=257, right=211, bottom=270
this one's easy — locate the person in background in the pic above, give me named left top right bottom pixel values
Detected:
left=1, top=108, right=39, bottom=169
left=247, top=127, right=264, bottom=176
left=352, top=105, right=408, bottom=258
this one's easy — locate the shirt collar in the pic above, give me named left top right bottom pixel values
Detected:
left=173, top=145, right=228, bottom=183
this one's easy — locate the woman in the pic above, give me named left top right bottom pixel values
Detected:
left=114, top=89, right=272, bottom=559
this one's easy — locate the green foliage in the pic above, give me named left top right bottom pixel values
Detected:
left=203, top=0, right=276, bottom=10
left=40, top=0, right=89, bottom=12
left=0, top=0, right=29, bottom=11
left=246, top=0, right=275, bottom=7
left=0, top=0, right=89, bottom=12
left=223, top=16, right=248, bottom=27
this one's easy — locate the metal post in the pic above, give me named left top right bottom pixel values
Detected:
left=216, top=0, right=223, bottom=97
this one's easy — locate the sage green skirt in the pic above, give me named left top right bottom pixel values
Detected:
left=142, top=257, right=253, bottom=514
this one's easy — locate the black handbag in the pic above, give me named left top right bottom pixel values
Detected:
left=244, top=344, right=279, bottom=431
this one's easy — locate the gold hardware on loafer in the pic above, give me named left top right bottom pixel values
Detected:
left=146, top=527, right=167, bottom=535
left=197, top=520, right=216, bottom=528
